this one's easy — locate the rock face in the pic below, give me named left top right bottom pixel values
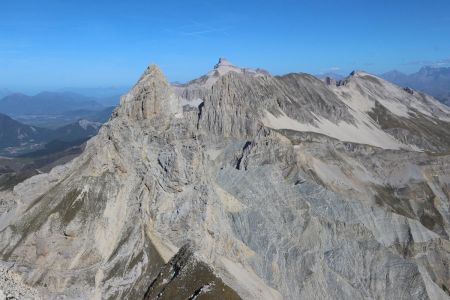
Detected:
left=1, top=59, right=450, bottom=299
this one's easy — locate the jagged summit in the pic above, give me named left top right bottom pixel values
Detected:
left=214, top=57, right=233, bottom=68
left=139, top=64, right=165, bottom=81
left=171, top=58, right=269, bottom=105
left=211, top=57, right=246, bottom=76
left=212, top=57, right=269, bottom=76
left=118, top=63, right=181, bottom=120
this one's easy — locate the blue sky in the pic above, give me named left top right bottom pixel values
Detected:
left=1, top=0, right=450, bottom=93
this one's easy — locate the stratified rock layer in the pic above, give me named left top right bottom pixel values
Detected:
left=1, top=59, right=450, bottom=299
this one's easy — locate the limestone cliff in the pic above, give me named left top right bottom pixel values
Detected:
left=1, top=59, right=450, bottom=299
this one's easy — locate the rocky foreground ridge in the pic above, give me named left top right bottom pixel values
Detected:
left=1, top=59, right=450, bottom=299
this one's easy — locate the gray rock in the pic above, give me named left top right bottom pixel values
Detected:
left=1, top=59, right=450, bottom=299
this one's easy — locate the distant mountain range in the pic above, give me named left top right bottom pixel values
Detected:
left=380, top=66, right=450, bottom=105
left=0, top=92, right=104, bottom=115
left=0, top=90, right=122, bottom=114
left=57, top=86, right=128, bottom=97
left=21, top=120, right=102, bottom=158
left=0, top=86, right=128, bottom=100
left=13, top=106, right=115, bottom=129
left=316, top=66, right=450, bottom=106
left=57, top=86, right=129, bottom=106
left=0, top=112, right=104, bottom=156
left=0, top=113, right=51, bottom=149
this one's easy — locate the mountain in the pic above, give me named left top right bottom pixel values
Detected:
left=0, top=91, right=104, bottom=115
left=0, top=113, right=51, bottom=149
left=1, top=59, right=450, bottom=299
left=381, top=66, right=450, bottom=105
left=0, top=141, right=87, bottom=192
left=56, top=86, right=127, bottom=107
left=0, top=112, right=104, bottom=156
left=379, top=70, right=410, bottom=86
left=51, top=119, right=102, bottom=143
left=14, top=106, right=115, bottom=129
left=61, top=106, right=115, bottom=123
left=0, top=88, right=12, bottom=99
left=0, top=90, right=117, bottom=130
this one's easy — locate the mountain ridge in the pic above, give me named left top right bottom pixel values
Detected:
left=381, top=66, right=450, bottom=105
left=0, top=113, right=51, bottom=149
left=0, top=91, right=104, bottom=116
left=1, top=59, right=450, bottom=299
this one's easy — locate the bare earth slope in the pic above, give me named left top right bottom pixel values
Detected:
left=1, top=60, right=450, bottom=299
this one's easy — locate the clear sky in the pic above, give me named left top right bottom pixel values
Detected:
left=1, top=0, right=450, bottom=92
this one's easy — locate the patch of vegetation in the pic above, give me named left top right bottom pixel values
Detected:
left=374, top=183, right=447, bottom=238
left=368, top=101, right=450, bottom=151
left=143, top=245, right=241, bottom=300
left=0, top=169, right=38, bottom=191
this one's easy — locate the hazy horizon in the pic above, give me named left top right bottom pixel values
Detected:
left=3, top=61, right=450, bottom=96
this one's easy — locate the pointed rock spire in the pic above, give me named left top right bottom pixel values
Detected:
left=139, top=64, right=166, bottom=83
left=118, top=64, right=181, bottom=120
left=214, top=57, right=233, bottom=69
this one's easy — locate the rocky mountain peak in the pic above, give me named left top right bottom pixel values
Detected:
left=117, top=64, right=181, bottom=120
left=214, top=57, right=233, bottom=69
left=171, top=58, right=269, bottom=103
left=211, top=58, right=268, bottom=77
left=212, top=58, right=243, bottom=77
left=138, top=64, right=166, bottom=84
